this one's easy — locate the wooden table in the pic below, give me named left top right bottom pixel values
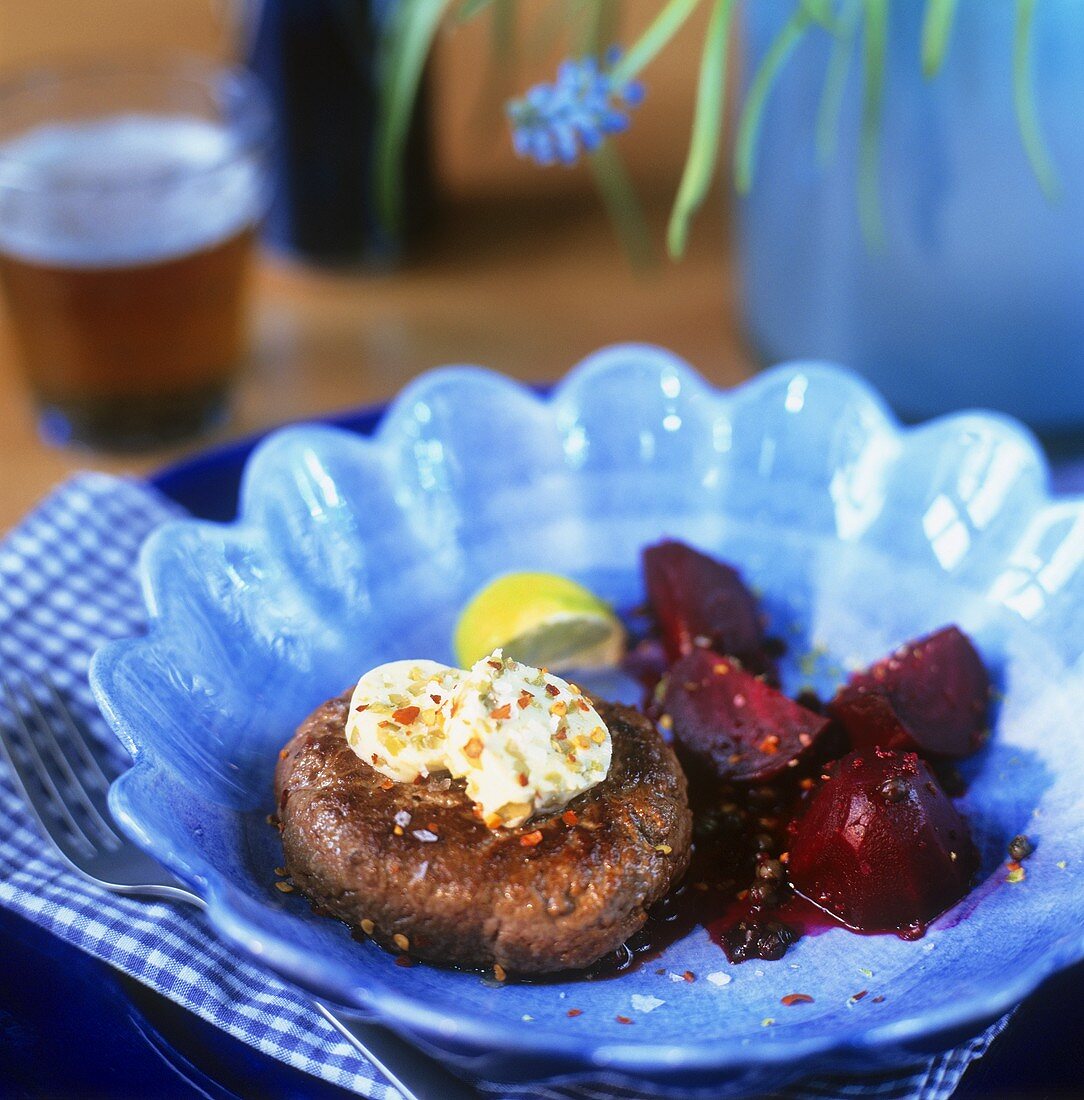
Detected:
left=0, top=188, right=754, bottom=532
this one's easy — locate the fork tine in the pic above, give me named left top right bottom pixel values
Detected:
left=43, top=673, right=113, bottom=791
left=0, top=674, right=100, bottom=859
left=19, top=676, right=122, bottom=849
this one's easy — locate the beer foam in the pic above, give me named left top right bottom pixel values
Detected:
left=0, top=114, right=265, bottom=267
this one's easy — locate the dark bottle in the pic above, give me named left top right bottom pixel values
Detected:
left=246, top=0, right=435, bottom=267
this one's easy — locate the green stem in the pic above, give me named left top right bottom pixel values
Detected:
left=921, top=0, right=958, bottom=77
left=858, top=0, right=888, bottom=247
left=588, top=142, right=655, bottom=270
left=734, top=7, right=813, bottom=194
left=667, top=0, right=737, bottom=258
left=375, top=0, right=450, bottom=233
left=815, top=0, right=862, bottom=165
left=609, top=0, right=702, bottom=86
left=1014, top=0, right=1060, bottom=199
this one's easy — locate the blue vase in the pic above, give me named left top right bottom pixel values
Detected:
left=246, top=0, right=434, bottom=267
left=738, top=0, right=1084, bottom=447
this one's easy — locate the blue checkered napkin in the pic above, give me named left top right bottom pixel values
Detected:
left=0, top=474, right=1008, bottom=1100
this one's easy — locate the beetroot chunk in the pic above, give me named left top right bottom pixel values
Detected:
left=642, top=540, right=764, bottom=666
left=788, top=749, right=979, bottom=934
left=829, top=626, right=990, bottom=760
left=663, top=648, right=829, bottom=784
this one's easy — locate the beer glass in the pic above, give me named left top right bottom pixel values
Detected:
left=0, top=60, right=271, bottom=451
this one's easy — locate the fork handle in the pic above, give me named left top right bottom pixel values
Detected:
left=315, top=1002, right=479, bottom=1100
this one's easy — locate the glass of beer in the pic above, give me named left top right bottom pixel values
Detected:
left=0, top=60, right=271, bottom=451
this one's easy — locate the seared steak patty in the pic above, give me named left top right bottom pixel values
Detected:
left=275, top=692, right=692, bottom=974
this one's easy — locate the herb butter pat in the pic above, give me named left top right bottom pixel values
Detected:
left=345, top=651, right=612, bottom=828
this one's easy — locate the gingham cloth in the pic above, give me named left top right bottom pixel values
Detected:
left=0, top=473, right=1011, bottom=1100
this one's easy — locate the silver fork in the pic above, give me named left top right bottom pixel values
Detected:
left=0, top=670, right=476, bottom=1100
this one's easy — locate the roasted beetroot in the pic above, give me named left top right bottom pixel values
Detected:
left=663, top=648, right=829, bottom=784
left=829, top=626, right=989, bottom=759
left=642, top=540, right=764, bottom=666
left=788, top=749, right=979, bottom=934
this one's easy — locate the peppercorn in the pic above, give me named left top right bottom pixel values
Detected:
left=1008, top=834, right=1034, bottom=862
left=879, top=776, right=909, bottom=803
left=756, top=859, right=784, bottom=883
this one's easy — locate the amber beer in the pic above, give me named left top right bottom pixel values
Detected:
left=0, top=83, right=269, bottom=450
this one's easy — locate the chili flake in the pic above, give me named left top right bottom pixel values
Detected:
left=615, top=1015, right=633, bottom=1025
left=380, top=778, right=395, bottom=791
left=562, top=809, right=579, bottom=826
left=567, top=1008, right=582, bottom=1017
left=545, top=683, right=560, bottom=697
left=392, top=705, right=420, bottom=725
left=520, top=830, right=544, bottom=847
left=490, top=703, right=512, bottom=720
left=464, top=736, right=484, bottom=760
left=781, top=993, right=814, bottom=1006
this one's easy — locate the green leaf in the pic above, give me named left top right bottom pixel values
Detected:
left=458, top=0, right=497, bottom=21
left=858, top=0, right=888, bottom=247
left=1014, top=0, right=1060, bottom=199
left=375, top=0, right=450, bottom=233
left=815, top=0, right=862, bottom=164
left=609, top=0, right=702, bottom=86
left=799, top=0, right=841, bottom=33
left=667, top=0, right=737, bottom=258
left=921, top=0, right=958, bottom=77
left=734, top=6, right=813, bottom=194
left=588, top=141, right=655, bottom=271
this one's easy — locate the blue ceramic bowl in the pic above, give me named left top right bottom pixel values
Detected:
left=91, top=346, right=1084, bottom=1094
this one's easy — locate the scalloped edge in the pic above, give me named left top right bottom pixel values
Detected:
left=89, top=345, right=1084, bottom=1078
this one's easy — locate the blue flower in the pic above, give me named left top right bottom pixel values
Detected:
left=508, top=52, right=645, bottom=167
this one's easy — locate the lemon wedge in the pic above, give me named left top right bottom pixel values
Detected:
left=453, top=572, right=624, bottom=671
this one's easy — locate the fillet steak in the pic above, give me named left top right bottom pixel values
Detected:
left=275, top=692, right=691, bottom=974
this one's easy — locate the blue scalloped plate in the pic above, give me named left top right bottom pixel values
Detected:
left=91, top=346, right=1084, bottom=1093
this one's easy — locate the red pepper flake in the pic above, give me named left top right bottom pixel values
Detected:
left=379, top=778, right=395, bottom=791
left=520, top=830, right=544, bottom=847
left=464, top=737, right=484, bottom=760
left=851, top=990, right=868, bottom=1002
left=429, top=694, right=442, bottom=705
left=562, top=809, right=579, bottom=826
left=545, top=683, right=561, bottom=697
left=872, top=995, right=885, bottom=1003
left=392, top=705, right=420, bottom=725
left=395, top=955, right=416, bottom=968
left=278, top=747, right=289, bottom=760
left=567, top=1008, right=582, bottom=1017
left=555, top=729, right=567, bottom=741
left=759, top=735, right=781, bottom=755
left=781, top=993, right=814, bottom=1006
left=615, top=1015, right=633, bottom=1025
left=779, top=851, right=789, bottom=863
left=489, top=703, right=512, bottom=720
left=518, top=692, right=534, bottom=709
left=567, top=753, right=577, bottom=764
left=488, top=659, right=503, bottom=670
left=427, top=822, right=439, bottom=832
left=517, top=773, right=529, bottom=787
left=682, top=970, right=696, bottom=983
left=355, top=703, right=369, bottom=712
